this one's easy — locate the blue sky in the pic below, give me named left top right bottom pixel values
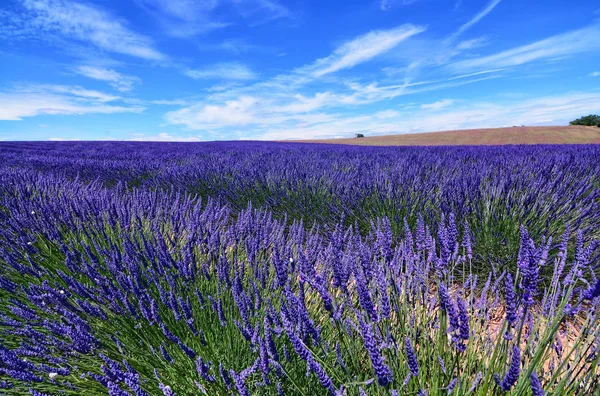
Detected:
left=1, top=0, right=600, bottom=141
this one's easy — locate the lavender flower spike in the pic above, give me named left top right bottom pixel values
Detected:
left=358, top=315, right=393, bottom=386
left=530, top=372, right=544, bottom=396
left=496, top=345, right=520, bottom=391
left=404, top=337, right=419, bottom=377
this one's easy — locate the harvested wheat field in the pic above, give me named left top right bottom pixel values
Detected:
left=291, top=125, right=600, bottom=146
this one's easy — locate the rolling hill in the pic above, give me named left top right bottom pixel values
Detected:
left=289, top=126, right=600, bottom=146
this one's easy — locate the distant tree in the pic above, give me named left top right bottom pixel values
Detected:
left=569, top=114, right=600, bottom=126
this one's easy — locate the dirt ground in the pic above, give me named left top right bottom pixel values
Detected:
left=286, top=126, right=600, bottom=146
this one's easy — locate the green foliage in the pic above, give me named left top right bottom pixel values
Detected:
left=569, top=114, right=600, bottom=126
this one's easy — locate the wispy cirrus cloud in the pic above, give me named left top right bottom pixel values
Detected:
left=591, top=71, right=600, bottom=77
left=379, top=0, right=422, bottom=11
left=15, top=84, right=121, bottom=102
left=420, top=99, right=454, bottom=110
left=197, top=38, right=278, bottom=55
left=8, top=0, right=165, bottom=60
left=0, top=84, right=144, bottom=121
left=382, top=0, right=501, bottom=87
left=134, top=0, right=227, bottom=37
left=449, top=23, right=600, bottom=73
left=448, top=0, right=502, bottom=40
left=163, top=73, right=502, bottom=133
left=231, top=0, right=291, bottom=26
left=301, top=24, right=426, bottom=77
left=135, top=0, right=291, bottom=37
left=455, top=36, right=489, bottom=50
left=75, top=66, right=141, bottom=92
left=183, top=63, right=257, bottom=81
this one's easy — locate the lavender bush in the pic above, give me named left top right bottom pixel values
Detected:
left=0, top=142, right=599, bottom=395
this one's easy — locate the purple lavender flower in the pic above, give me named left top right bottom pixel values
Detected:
left=219, top=363, right=233, bottom=390
left=530, top=372, right=544, bottom=396
left=178, top=341, right=196, bottom=359
left=517, top=227, right=541, bottom=306
left=281, top=307, right=336, bottom=394
left=160, top=345, right=174, bottom=364
left=259, top=336, right=271, bottom=385
left=438, top=284, right=451, bottom=311
left=404, top=337, right=419, bottom=377
left=354, top=264, right=378, bottom=322
left=468, top=371, right=482, bottom=392
left=357, top=315, right=393, bottom=386
left=230, top=369, right=251, bottom=396
left=264, top=318, right=280, bottom=362
left=416, top=215, right=426, bottom=251
left=375, top=263, right=391, bottom=319
left=29, top=390, right=51, bottom=396
left=504, top=273, right=517, bottom=325
left=335, top=342, right=347, bottom=373
left=496, top=345, right=520, bottom=391
left=154, top=369, right=175, bottom=396
left=446, top=377, right=458, bottom=394
left=462, top=220, right=472, bottom=260
left=438, top=355, right=446, bottom=374
left=195, top=357, right=215, bottom=383
left=0, top=381, right=13, bottom=389
left=456, top=295, right=470, bottom=342
left=584, top=278, right=600, bottom=301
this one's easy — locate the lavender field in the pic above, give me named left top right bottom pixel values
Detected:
left=1, top=141, right=599, bottom=395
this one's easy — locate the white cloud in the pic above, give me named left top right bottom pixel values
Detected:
left=301, top=24, right=426, bottom=77
left=16, top=84, right=121, bottom=102
left=591, top=71, right=600, bottom=77
left=0, top=84, right=143, bottom=120
left=447, top=68, right=509, bottom=81
left=164, top=73, right=504, bottom=132
left=231, top=0, right=291, bottom=26
left=165, top=97, right=265, bottom=129
left=375, top=110, right=401, bottom=118
left=19, top=0, right=165, bottom=60
left=75, top=66, right=141, bottom=92
left=134, top=0, right=227, bottom=37
left=378, top=1, right=500, bottom=86
left=254, top=92, right=600, bottom=140
left=166, top=87, right=600, bottom=141
left=274, top=93, right=341, bottom=113
left=420, top=99, right=454, bottom=110
left=379, top=0, right=422, bottom=11
left=198, top=38, right=275, bottom=55
left=150, top=99, right=193, bottom=106
left=159, top=16, right=600, bottom=141
left=183, top=63, right=257, bottom=81
left=136, top=0, right=290, bottom=37
left=449, top=23, right=600, bottom=73
left=450, top=0, right=502, bottom=39
left=455, top=36, right=489, bottom=50
left=128, top=132, right=204, bottom=141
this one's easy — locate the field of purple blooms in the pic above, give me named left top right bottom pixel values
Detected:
left=0, top=141, right=599, bottom=395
